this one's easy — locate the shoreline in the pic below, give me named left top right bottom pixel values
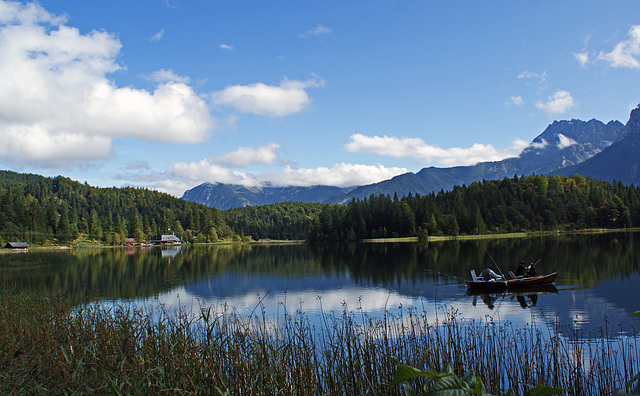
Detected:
left=5, top=227, right=639, bottom=251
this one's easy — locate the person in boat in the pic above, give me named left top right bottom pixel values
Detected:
left=514, top=261, right=526, bottom=277
left=525, top=262, right=537, bottom=277
left=480, top=264, right=503, bottom=281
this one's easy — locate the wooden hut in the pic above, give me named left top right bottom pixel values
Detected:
left=5, top=242, right=29, bottom=249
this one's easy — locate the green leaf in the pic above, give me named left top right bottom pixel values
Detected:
left=630, top=311, right=640, bottom=316
left=390, top=364, right=437, bottom=386
left=459, top=373, right=491, bottom=395
left=427, top=374, right=470, bottom=395
left=525, top=384, right=570, bottom=396
left=626, top=372, right=640, bottom=394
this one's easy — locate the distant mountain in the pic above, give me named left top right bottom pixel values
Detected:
left=182, top=115, right=629, bottom=209
left=556, top=104, right=640, bottom=184
left=326, top=118, right=625, bottom=203
left=181, top=183, right=354, bottom=210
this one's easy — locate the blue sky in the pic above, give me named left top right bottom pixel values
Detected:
left=1, top=0, right=640, bottom=196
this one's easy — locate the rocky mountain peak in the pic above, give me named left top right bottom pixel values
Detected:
left=624, top=103, right=640, bottom=137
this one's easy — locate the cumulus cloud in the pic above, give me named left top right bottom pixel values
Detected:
left=598, top=25, right=640, bottom=69
left=298, top=24, right=332, bottom=38
left=344, top=134, right=529, bottom=167
left=150, top=29, right=164, bottom=42
left=211, top=76, right=325, bottom=117
left=535, top=91, right=575, bottom=117
left=0, top=0, right=215, bottom=168
left=213, top=142, right=282, bottom=167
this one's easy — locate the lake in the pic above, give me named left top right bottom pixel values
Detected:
left=2, top=231, right=639, bottom=340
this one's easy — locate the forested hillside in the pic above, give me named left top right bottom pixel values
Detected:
left=0, top=171, right=232, bottom=245
left=306, top=174, right=640, bottom=242
left=224, top=202, right=327, bottom=240
left=2, top=171, right=638, bottom=246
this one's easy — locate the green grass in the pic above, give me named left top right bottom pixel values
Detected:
left=0, top=286, right=638, bottom=395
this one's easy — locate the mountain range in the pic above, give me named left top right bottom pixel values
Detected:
left=182, top=104, right=639, bottom=209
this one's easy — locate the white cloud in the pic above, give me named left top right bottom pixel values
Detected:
left=213, top=142, right=281, bottom=167
left=298, top=24, right=332, bottom=38
left=573, top=52, right=590, bottom=67
left=145, top=68, right=190, bottom=84
left=506, top=95, right=524, bottom=107
left=211, top=76, right=325, bottom=117
left=556, top=133, right=577, bottom=149
left=219, top=43, right=234, bottom=51
left=518, top=70, right=548, bottom=91
left=169, top=158, right=257, bottom=187
left=344, top=134, right=529, bottom=167
left=154, top=159, right=407, bottom=196
left=598, top=25, right=640, bottom=69
left=528, top=138, right=549, bottom=150
left=535, top=91, right=575, bottom=117
left=269, top=163, right=406, bottom=187
left=150, top=29, right=165, bottom=42
left=0, top=1, right=215, bottom=168
left=0, top=123, right=114, bottom=168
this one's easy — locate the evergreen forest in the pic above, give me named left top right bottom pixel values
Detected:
left=0, top=171, right=232, bottom=245
left=305, top=174, right=640, bottom=242
left=1, top=171, right=639, bottom=245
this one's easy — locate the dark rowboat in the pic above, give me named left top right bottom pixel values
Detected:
left=466, top=272, right=558, bottom=292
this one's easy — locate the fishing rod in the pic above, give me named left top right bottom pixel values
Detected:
left=484, top=249, right=505, bottom=278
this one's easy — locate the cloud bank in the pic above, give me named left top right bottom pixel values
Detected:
left=153, top=159, right=407, bottom=196
left=344, top=134, right=529, bottom=167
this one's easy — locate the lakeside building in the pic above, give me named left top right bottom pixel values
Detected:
left=150, top=235, right=182, bottom=245
left=4, top=242, right=29, bottom=249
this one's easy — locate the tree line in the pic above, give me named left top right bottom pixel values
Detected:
left=224, top=201, right=325, bottom=241
left=0, top=171, right=232, bottom=245
left=2, top=171, right=639, bottom=245
left=305, top=174, right=640, bottom=242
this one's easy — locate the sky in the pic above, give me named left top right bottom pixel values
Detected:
left=1, top=0, right=640, bottom=197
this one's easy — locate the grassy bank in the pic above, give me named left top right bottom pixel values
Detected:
left=1, top=287, right=638, bottom=395
left=362, top=227, right=640, bottom=244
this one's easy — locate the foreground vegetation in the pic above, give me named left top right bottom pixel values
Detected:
left=1, top=286, right=638, bottom=395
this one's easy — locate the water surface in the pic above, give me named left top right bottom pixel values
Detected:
left=2, top=232, right=639, bottom=338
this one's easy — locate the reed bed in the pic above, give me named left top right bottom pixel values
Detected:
left=0, top=287, right=638, bottom=395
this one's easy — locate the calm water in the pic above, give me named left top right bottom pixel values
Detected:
left=2, top=232, right=640, bottom=338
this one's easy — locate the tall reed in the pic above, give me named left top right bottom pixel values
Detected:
left=0, top=287, right=637, bottom=395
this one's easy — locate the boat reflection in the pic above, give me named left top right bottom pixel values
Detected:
left=469, top=284, right=559, bottom=310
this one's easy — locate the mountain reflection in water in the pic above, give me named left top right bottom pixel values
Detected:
left=1, top=232, right=639, bottom=338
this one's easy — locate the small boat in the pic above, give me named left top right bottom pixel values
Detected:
left=466, top=272, right=558, bottom=292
